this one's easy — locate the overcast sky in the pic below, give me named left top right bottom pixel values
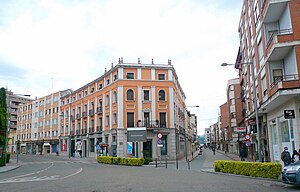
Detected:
left=0, top=0, right=242, bottom=135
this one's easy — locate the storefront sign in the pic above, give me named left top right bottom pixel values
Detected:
left=284, top=110, right=295, bottom=119
left=127, top=127, right=147, bottom=142
left=234, top=127, right=246, bottom=133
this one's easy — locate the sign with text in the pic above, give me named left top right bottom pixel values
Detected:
left=234, top=127, right=246, bottom=133
left=284, top=110, right=295, bottom=119
left=127, top=127, right=147, bottom=142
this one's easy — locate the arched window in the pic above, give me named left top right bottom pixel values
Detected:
left=113, top=91, right=117, bottom=103
left=159, top=90, right=165, bottom=101
left=127, top=89, right=134, bottom=101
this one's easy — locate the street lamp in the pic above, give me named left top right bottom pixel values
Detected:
left=221, top=62, right=262, bottom=162
left=5, top=93, right=30, bottom=165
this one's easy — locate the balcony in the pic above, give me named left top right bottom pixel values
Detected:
left=89, top=109, right=95, bottom=116
left=82, top=112, right=87, bottom=118
left=82, top=128, right=87, bottom=134
left=76, top=130, right=80, bottom=135
left=136, top=120, right=167, bottom=128
left=89, top=127, right=94, bottom=133
left=76, top=114, right=81, bottom=120
left=270, top=74, right=299, bottom=95
left=96, top=107, right=103, bottom=114
left=70, top=115, right=75, bottom=121
left=262, top=0, right=290, bottom=23
left=96, top=126, right=102, bottom=132
left=70, top=130, right=75, bottom=136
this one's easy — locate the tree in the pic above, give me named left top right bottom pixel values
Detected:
left=0, top=87, right=7, bottom=147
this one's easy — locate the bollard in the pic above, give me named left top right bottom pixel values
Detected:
left=155, top=158, right=158, bottom=168
left=176, top=158, right=178, bottom=169
left=166, top=158, right=167, bottom=168
left=188, top=159, right=190, bottom=170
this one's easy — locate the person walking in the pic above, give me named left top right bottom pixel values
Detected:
left=281, top=147, right=292, bottom=166
left=239, top=148, right=246, bottom=161
left=211, top=142, right=216, bottom=155
left=292, top=150, right=299, bottom=163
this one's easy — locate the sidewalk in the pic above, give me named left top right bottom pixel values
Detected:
left=0, top=159, right=22, bottom=173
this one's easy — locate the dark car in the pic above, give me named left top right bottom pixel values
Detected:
left=281, top=161, right=300, bottom=186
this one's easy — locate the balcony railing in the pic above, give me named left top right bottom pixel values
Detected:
left=82, top=112, right=87, bottom=118
left=70, top=115, right=75, bottom=121
left=89, top=127, right=94, bottom=133
left=97, top=107, right=103, bottom=114
left=70, top=130, right=75, bottom=135
left=96, top=126, right=102, bottom=132
left=89, top=109, right=95, bottom=116
left=270, top=74, right=299, bottom=88
left=76, top=130, right=80, bottom=135
left=76, top=114, right=81, bottom=120
left=137, top=120, right=167, bottom=128
left=82, top=128, right=87, bottom=134
left=267, top=28, right=293, bottom=48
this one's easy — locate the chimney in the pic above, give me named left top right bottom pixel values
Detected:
left=151, top=58, right=154, bottom=64
left=111, top=63, right=113, bottom=68
left=105, top=68, right=107, bottom=73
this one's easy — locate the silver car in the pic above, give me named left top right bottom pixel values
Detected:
left=282, top=161, right=300, bottom=186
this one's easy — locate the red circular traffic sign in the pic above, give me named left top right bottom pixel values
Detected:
left=157, top=132, right=162, bottom=139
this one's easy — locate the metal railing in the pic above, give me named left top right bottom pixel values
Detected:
left=76, top=114, right=81, bottom=120
left=96, top=126, right=102, bottom=132
left=82, top=112, right=87, bottom=118
left=89, top=109, right=94, bottom=116
left=267, top=28, right=293, bottom=47
left=137, top=120, right=167, bottom=128
left=270, top=74, right=299, bottom=88
left=97, top=107, right=103, bottom=114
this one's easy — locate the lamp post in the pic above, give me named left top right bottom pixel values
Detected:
left=221, top=62, right=262, bottom=162
left=5, top=93, right=30, bottom=165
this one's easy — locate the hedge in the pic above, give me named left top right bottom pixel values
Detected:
left=214, top=160, right=282, bottom=179
left=97, top=156, right=144, bottom=166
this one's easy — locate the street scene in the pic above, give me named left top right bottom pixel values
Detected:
left=1, top=0, right=300, bottom=191
left=1, top=148, right=298, bottom=192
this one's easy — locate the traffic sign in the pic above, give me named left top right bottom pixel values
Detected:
left=245, top=134, right=250, bottom=141
left=96, top=144, right=101, bottom=150
left=157, top=132, right=162, bottom=139
left=157, top=139, right=163, bottom=145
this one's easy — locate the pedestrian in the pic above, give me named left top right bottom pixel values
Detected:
left=292, top=150, right=299, bottom=163
left=239, top=148, right=246, bottom=161
left=211, top=142, right=216, bottom=155
left=281, top=147, right=292, bottom=166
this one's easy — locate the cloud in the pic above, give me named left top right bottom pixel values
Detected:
left=0, top=0, right=243, bottom=134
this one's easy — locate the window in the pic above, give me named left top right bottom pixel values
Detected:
left=159, top=112, right=166, bottom=128
left=105, top=95, right=109, bottom=106
left=105, top=115, right=109, bottom=126
left=158, top=74, right=165, bottom=80
left=99, top=84, right=103, bottom=90
left=127, top=112, right=134, bottom=127
left=90, top=138, right=95, bottom=152
left=113, top=74, right=117, bottom=81
left=158, top=90, right=165, bottom=101
left=161, top=135, right=168, bottom=155
left=127, top=89, right=134, bottom=100
left=126, top=73, right=134, bottom=79
left=143, top=90, right=150, bottom=101
left=261, top=76, right=267, bottom=97
left=106, top=79, right=110, bottom=85
left=113, top=91, right=117, bottom=103
left=113, top=113, right=117, bottom=124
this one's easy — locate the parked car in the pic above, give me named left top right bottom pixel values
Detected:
left=281, top=161, right=300, bottom=186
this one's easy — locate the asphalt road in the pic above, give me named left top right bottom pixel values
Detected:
left=0, top=151, right=299, bottom=192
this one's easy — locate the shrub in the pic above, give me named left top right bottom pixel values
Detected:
left=97, top=156, right=144, bottom=166
left=214, top=160, right=282, bottom=179
left=143, top=157, right=153, bottom=165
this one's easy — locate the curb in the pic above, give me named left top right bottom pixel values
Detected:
left=200, top=168, right=282, bottom=183
left=0, top=160, right=22, bottom=173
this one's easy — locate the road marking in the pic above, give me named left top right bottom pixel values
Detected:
left=0, top=168, right=82, bottom=184
left=1, top=163, right=54, bottom=181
